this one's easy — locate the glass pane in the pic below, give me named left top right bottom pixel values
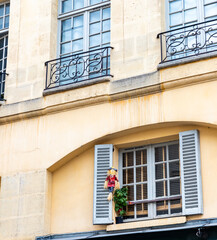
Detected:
left=72, top=39, right=83, bottom=52
left=4, top=16, right=9, bottom=28
left=0, top=18, right=3, bottom=30
left=136, top=166, right=147, bottom=182
left=90, top=10, right=100, bottom=22
left=123, top=168, right=134, bottom=184
left=136, top=184, right=148, bottom=201
left=90, top=34, right=101, bottom=47
left=156, top=181, right=168, bottom=197
left=0, top=49, right=3, bottom=59
left=62, top=0, right=72, bottom=13
left=184, top=8, right=197, bottom=23
left=61, top=30, right=71, bottom=42
left=168, top=144, right=179, bottom=160
left=205, top=3, right=217, bottom=18
left=0, top=38, right=4, bottom=48
left=170, top=12, right=182, bottom=26
left=171, top=199, right=182, bottom=214
left=61, top=42, right=71, bottom=54
left=90, top=0, right=101, bottom=4
left=184, top=0, right=197, bottom=9
left=169, top=161, right=180, bottom=177
left=74, top=15, right=83, bottom=27
left=103, top=19, right=110, bottom=32
left=6, top=4, right=10, bottom=14
left=5, top=36, right=8, bottom=46
left=4, top=47, right=7, bottom=58
left=127, top=185, right=134, bottom=201
left=156, top=201, right=168, bottom=215
left=3, top=59, right=6, bottom=69
left=123, top=152, right=134, bottom=167
left=72, top=27, right=83, bottom=39
left=155, top=163, right=167, bottom=180
left=0, top=60, right=2, bottom=70
left=102, top=32, right=110, bottom=44
left=136, top=203, right=148, bottom=218
left=170, top=179, right=181, bottom=195
left=0, top=5, right=4, bottom=17
left=73, top=0, right=84, bottom=10
left=155, top=146, right=166, bottom=163
left=90, top=22, right=100, bottom=35
left=62, top=19, right=71, bottom=31
left=103, top=7, right=110, bottom=19
left=169, top=0, right=182, bottom=13
left=136, top=150, right=147, bottom=165
left=204, top=0, right=216, bottom=3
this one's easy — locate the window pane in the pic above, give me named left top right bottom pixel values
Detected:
left=156, top=181, right=168, bottom=197
left=62, top=19, right=71, bottom=31
left=0, top=38, right=3, bottom=48
left=127, top=185, right=134, bottom=201
left=90, top=10, right=100, bottom=22
left=170, top=12, right=182, bottom=26
left=62, top=0, right=72, bottom=13
left=62, top=30, right=71, bottom=42
left=204, top=0, right=216, bottom=3
left=123, top=168, right=134, bottom=184
left=74, top=15, right=83, bottom=27
left=73, top=0, right=84, bottom=10
left=102, top=32, right=110, bottom=44
left=4, top=16, right=9, bottom=28
left=171, top=199, right=182, bottom=214
left=184, top=8, right=197, bottom=22
left=205, top=3, right=217, bottom=18
left=103, top=7, right=110, bottom=19
left=3, top=59, right=6, bottom=69
left=136, top=166, right=147, bottom=182
left=156, top=201, right=168, bottom=215
left=90, top=0, right=102, bottom=4
left=155, top=163, right=167, bottom=180
left=123, top=152, right=134, bottom=167
left=136, top=184, right=147, bottom=200
left=0, top=18, right=3, bottom=30
left=136, top=203, right=148, bottom=218
left=184, top=0, right=197, bottom=9
left=169, top=161, right=180, bottom=177
left=168, top=144, right=179, bottom=160
left=61, top=42, right=71, bottom=54
left=6, top=4, right=10, bottom=14
left=0, top=49, right=3, bottom=59
left=72, top=27, right=83, bottom=40
left=155, top=146, right=166, bottom=162
left=4, top=47, right=7, bottom=58
left=90, top=22, right=100, bottom=35
left=136, top=150, right=147, bottom=165
left=102, top=19, right=110, bottom=32
left=72, top=39, right=83, bottom=52
left=5, top=36, right=8, bottom=46
left=170, top=179, right=181, bottom=195
left=169, top=0, right=182, bottom=13
left=0, top=5, right=3, bottom=17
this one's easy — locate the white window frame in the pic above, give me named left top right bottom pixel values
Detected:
left=57, top=0, right=110, bottom=58
left=119, top=141, right=182, bottom=222
left=0, top=1, right=9, bottom=99
left=166, top=0, right=217, bottom=30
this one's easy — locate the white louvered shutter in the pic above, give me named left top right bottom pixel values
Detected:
left=179, top=130, right=203, bottom=215
left=93, top=144, right=113, bottom=224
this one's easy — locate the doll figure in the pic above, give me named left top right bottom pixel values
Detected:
left=104, top=167, right=120, bottom=201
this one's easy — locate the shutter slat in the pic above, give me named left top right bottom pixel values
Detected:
left=179, top=130, right=203, bottom=215
left=93, top=144, right=113, bottom=224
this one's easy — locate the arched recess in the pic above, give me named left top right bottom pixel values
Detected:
left=49, top=121, right=217, bottom=235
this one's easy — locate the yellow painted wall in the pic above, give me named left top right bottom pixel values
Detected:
left=50, top=125, right=217, bottom=234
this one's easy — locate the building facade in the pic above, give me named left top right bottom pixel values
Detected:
left=1, top=0, right=217, bottom=239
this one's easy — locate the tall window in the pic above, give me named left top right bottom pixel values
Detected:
left=168, top=0, right=217, bottom=30
left=0, top=2, right=9, bottom=99
left=59, top=0, right=110, bottom=57
left=120, top=142, right=182, bottom=220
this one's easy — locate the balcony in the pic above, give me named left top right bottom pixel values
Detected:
left=157, top=19, right=217, bottom=66
left=45, top=47, right=112, bottom=90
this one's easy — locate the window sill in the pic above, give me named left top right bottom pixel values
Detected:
left=43, top=76, right=111, bottom=96
left=157, top=51, right=217, bottom=70
left=106, top=216, right=186, bottom=232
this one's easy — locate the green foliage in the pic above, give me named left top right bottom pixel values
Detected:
left=113, top=187, right=128, bottom=217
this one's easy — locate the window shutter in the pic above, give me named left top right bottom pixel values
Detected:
left=179, top=130, right=203, bottom=215
left=93, top=144, right=113, bottom=224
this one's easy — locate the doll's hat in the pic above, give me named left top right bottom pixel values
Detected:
left=108, top=167, right=117, bottom=171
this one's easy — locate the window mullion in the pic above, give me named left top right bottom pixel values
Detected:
left=133, top=150, right=137, bottom=219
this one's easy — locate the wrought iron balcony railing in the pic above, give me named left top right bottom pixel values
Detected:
left=157, top=19, right=217, bottom=63
left=45, top=46, right=112, bottom=90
